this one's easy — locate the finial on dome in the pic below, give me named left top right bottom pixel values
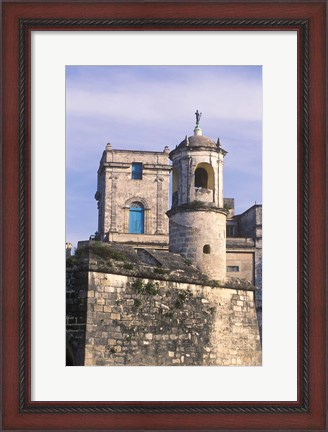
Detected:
left=194, top=110, right=203, bottom=136
left=217, top=137, right=221, bottom=147
left=106, top=142, right=112, bottom=151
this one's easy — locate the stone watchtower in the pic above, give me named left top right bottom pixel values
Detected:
left=167, top=112, right=228, bottom=281
left=95, top=144, right=171, bottom=248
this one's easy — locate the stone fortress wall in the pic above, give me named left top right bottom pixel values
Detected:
left=66, top=245, right=261, bottom=367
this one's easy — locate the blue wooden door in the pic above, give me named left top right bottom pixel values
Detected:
left=129, top=203, right=144, bottom=233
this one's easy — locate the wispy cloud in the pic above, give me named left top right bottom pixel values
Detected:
left=66, top=66, right=262, bottom=242
left=66, top=66, right=262, bottom=123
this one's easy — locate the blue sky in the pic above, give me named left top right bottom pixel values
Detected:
left=66, top=66, right=262, bottom=248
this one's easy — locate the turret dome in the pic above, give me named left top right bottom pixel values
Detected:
left=177, top=134, right=218, bottom=150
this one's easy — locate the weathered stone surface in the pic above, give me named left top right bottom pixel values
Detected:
left=167, top=130, right=228, bottom=281
left=67, top=261, right=261, bottom=367
left=95, top=147, right=171, bottom=247
left=168, top=207, right=227, bottom=281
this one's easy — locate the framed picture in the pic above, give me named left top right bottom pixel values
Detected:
left=2, top=1, right=326, bottom=431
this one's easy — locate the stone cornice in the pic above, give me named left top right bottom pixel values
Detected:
left=167, top=203, right=229, bottom=217
left=169, top=145, right=227, bottom=160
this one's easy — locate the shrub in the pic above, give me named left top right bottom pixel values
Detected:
left=131, top=279, right=158, bottom=296
left=75, top=243, right=126, bottom=261
left=153, top=267, right=166, bottom=275
left=74, top=246, right=89, bottom=259
left=144, top=281, right=158, bottom=296
left=174, top=299, right=184, bottom=309
left=174, top=291, right=188, bottom=309
left=66, top=257, right=76, bottom=268
left=178, top=292, right=188, bottom=301
left=131, top=279, right=143, bottom=293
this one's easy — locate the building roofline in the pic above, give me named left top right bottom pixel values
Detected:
left=234, top=203, right=262, bottom=218
left=169, top=145, right=226, bottom=160
left=107, top=149, right=169, bottom=155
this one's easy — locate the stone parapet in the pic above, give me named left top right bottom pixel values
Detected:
left=67, top=242, right=261, bottom=366
left=67, top=267, right=261, bottom=367
left=226, top=237, right=256, bottom=249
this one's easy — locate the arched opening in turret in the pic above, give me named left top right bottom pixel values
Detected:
left=194, top=163, right=214, bottom=189
left=172, top=167, right=179, bottom=206
left=195, top=168, right=208, bottom=188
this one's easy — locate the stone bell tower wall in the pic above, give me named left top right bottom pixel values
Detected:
left=168, top=208, right=227, bottom=281
left=171, top=148, right=222, bottom=207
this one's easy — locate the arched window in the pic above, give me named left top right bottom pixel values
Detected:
left=203, top=244, right=211, bottom=254
left=194, top=163, right=214, bottom=189
left=195, top=168, right=208, bottom=188
left=129, top=202, right=144, bottom=234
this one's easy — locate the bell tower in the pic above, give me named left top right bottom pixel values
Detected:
left=167, top=111, right=228, bottom=281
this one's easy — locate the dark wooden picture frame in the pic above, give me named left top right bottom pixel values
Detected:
left=2, top=1, right=326, bottom=430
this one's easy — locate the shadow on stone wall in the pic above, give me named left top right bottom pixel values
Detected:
left=66, top=268, right=88, bottom=366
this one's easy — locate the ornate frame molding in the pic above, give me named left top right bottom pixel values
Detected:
left=18, top=17, right=309, bottom=415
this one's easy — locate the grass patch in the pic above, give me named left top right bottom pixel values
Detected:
left=134, top=299, right=141, bottom=308
left=174, top=291, right=189, bottom=309
left=75, top=243, right=126, bottom=261
left=131, top=279, right=143, bottom=293
left=174, top=299, right=184, bottom=309
left=144, top=281, right=158, bottom=295
left=153, top=267, right=167, bottom=275
left=131, top=279, right=159, bottom=296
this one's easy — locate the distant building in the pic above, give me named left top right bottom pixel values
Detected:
left=225, top=201, right=262, bottom=334
left=225, top=200, right=262, bottom=283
